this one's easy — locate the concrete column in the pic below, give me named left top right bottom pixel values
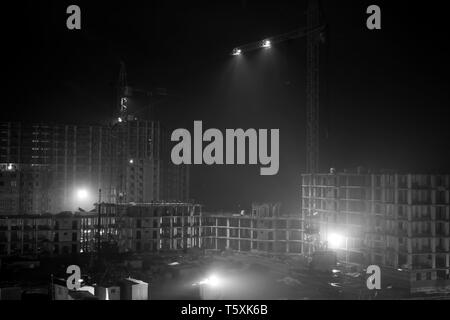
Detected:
left=394, top=175, right=399, bottom=205
left=215, top=218, right=218, bottom=250
left=34, top=220, right=38, bottom=256
left=286, top=226, right=290, bottom=254
left=238, top=219, right=241, bottom=252
left=169, top=215, right=173, bottom=250
left=7, top=221, right=11, bottom=255
left=407, top=252, right=412, bottom=267
left=20, top=220, right=24, bottom=255
left=407, top=175, right=412, bottom=205
left=198, top=207, right=202, bottom=248
left=226, top=219, right=230, bottom=249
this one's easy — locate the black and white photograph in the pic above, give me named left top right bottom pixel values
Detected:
left=1, top=0, right=450, bottom=308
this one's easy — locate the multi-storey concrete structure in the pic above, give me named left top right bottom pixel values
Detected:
left=99, top=202, right=202, bottom=253
left=1, top=202, right=304, bottom=258
left=202, top=203, right=304, bottom=255
left=0, top=163, right=52, bottom=215
left=0, top=122, right=113, bottom=214
left=0, top=121, right=189, bottom=215
left=302, top=170, right=450, bottom=293
left=0, top=212, right=82, bottom=256
left=0, top=202, right=201, bottom=257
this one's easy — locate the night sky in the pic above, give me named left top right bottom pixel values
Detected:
left=3, top=1, right=450, bottom=212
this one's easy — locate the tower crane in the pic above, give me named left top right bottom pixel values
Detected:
left=230, top=0, right=326, bottom=174
left=230, top=0, right=327, bottom=258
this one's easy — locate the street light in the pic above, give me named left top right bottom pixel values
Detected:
left=231, top=48, right=242, bottom=56
left=261, top=39, right=271, bottom=48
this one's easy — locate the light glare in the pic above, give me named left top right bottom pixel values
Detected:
left=198, top=274, right=223, bottom=287
left=262, top=40, right=271, bottom=48
left=232, top=48, right=242, bottom=56
left=207, top=275, right=221, bottom=287
left=76, top=189, right=89, bottom=201
left=328, top=233, right=344, bottom=249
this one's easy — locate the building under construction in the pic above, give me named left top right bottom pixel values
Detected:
left=302, top=169, right=450, bottom=293
left=0, top=202, right=201, bottom=257
left=0, top=120, right=189, bottom=215
left=202, top=203, right=303, bottom=254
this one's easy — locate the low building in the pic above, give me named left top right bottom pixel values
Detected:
left=95, top=286, right=121, bottom=300
left=0, top=286, right=22, bottom=300
left=120, top=278, right=149, bottom=300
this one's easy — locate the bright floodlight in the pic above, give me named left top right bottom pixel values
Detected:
left=328, top=233, right=344, bottom=249
left=198, top=274, right=223, bottom=287
left=232, top=48, right=242, bottom=56
left=207, top=275, right=221, bottom=287
left=129, top=159, right=134, bottom=164
left=76, top=189, right=89, bottom=201
left=262, top=40, right=271, bottom=48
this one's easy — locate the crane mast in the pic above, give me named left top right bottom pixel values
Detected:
left=306, top=0, right=321, bottom=174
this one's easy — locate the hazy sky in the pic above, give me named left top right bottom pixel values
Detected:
left=4, top=0, right=450, bottom=212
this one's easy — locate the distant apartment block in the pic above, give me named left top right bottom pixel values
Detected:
left=0, top=121, right=189, bottom=215
left=302, top=170, right=450, bottom=293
